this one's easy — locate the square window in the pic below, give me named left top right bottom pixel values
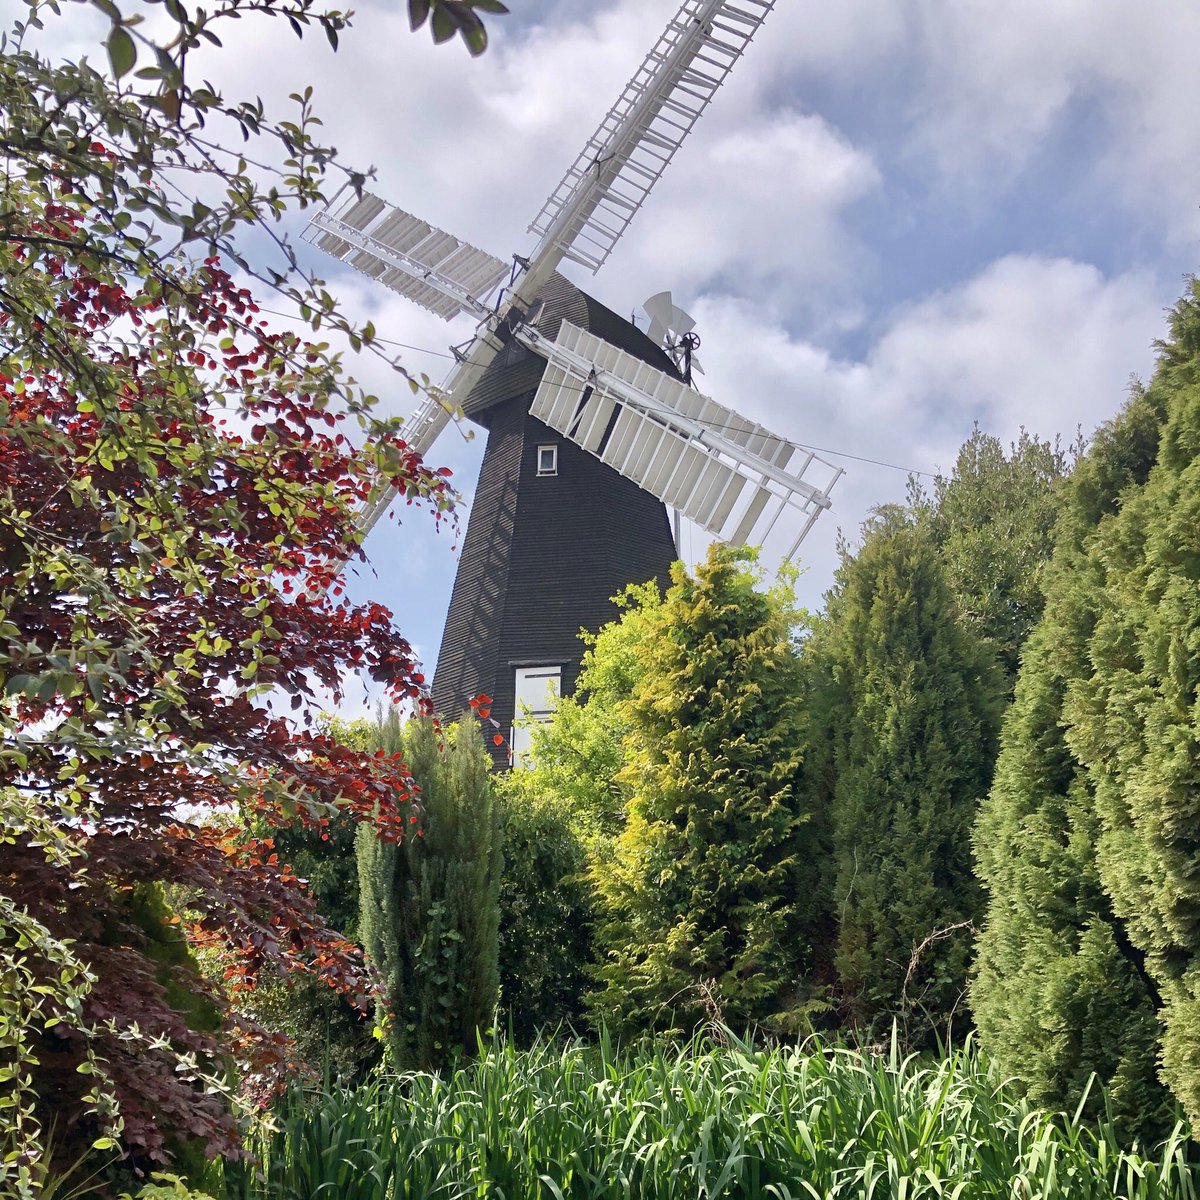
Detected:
left=536, top=444, right=558, bottom=476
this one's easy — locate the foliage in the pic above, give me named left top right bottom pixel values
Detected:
left=1061, top=279, right=1200, bottom=1130
left=228, top=1034, right=1199, bottom=1200
left=0, top=214, right=447, bottom=1178
left=492, top=581, right=664, bottom=1039
left=915, top=426, right=1075, bottom=683
left=589, top=545, right=816, bottom=1037
left=495, top=791, right=594, bottom=1044
left=0, top=0, right=502, bottom=1183
left=357, top=711, right=502, bottom=1071
left=406, top=0, right=510, bottom=57
left=504, top=579, right=664, bottom=849
left=0, top=822, right=109, bottom=1200
left=235, top=718, right=377, bottom=1085
left=971, top=383, right=1173, bottom=1141
left=807, top=509, right=1005, bottom=1043
left=118, top=1173, right=218, bottom=1200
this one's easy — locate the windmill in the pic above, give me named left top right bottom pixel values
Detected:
left=305, top=0, right=843, bottom=763
left=644, top=290, right=703, bottom=385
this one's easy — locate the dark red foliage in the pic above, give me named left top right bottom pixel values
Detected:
left=0, top=194, right=456, bottom=1168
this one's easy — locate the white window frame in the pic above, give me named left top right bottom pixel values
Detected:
left=511, top=665, right=562, bottom=767
left=536, top=443, right=558, bottom=476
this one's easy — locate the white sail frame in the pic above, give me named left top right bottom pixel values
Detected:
left=304, top=190, right=508, bottom=322
left=521, top=320, right=841, bottom=557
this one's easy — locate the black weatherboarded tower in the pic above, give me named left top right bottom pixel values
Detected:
left=307, top=0, right=841, bottom=766
left=432, top=276, right=678, bottom=762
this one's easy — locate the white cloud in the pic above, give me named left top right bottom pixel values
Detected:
left=594, top=108, right=879, bottom=325
left=762, top=0, right=1200, bottom=244
left=865, top=255, right=1159, bottom=441
left=677, top=254, right=1163, bottom=605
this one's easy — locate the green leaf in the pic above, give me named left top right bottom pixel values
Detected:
left=462, top=21, right=487, bottom=57
left=4, top=675, right=34, bottom=697
left=430, top=7, right=455, bottom=44
left=409, top=0, right=430, bottom=31
left=106, top=24, right=137, bottom=79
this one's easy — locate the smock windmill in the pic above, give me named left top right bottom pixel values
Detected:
left=306, top=0, right=842, bottom=763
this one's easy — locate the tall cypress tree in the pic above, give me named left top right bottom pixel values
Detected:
left=589, top=545, right=816, bottom=1036
left=809, top=509, right=1004, bottom=1044
left=1061, top=281, right=1200, bottom=1129
left=971, top=384, right=1172, bottom=1141
left=917, top=426, right=1073, bottom=685
left=357, top=711, right=502, bottom=1071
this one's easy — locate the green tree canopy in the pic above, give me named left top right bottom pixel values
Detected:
left=916, top=427, right=1075, bottom=683
left=357, top=711, right=502, bottom=1072
left=970, top=381, right=1172, bottom=1141
left=807, top=509, right=1005, bottom=1044
left=494, top=794, right=594, bottom=1044
left=589, top=545, right=816, bottom=1037
left=1062, top=280, right=1200, bottom=1130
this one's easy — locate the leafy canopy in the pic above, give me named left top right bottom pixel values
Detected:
left=0, top=0, right=506, bottom=1187
left=590, top=545, right=815, bottom=1037
left=806, top=508, right=1004, bottom=1044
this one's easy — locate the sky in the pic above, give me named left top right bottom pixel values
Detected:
left=35, top=0, right=1200, bottom=714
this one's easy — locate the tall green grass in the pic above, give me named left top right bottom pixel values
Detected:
left=227, top=1033, right=1197, bottom=1199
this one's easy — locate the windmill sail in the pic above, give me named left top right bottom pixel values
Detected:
left=523, top=320, right=841, bottom=557
left=528, top=0, right=776, bottom=275
left=305, top=190, right=508, bottom=321
left=644, top=290, right=696, bottom=346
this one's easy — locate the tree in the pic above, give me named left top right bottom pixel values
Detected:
left=589, top=546, right=816, bottom=1037
left=233, top=718, right=379, bottom=1085
left=808, top=510, right=1004, bottom=1044
left=0, top=207, right=450, bottom=1179
left=491, top=580, right=663, bottom=1038
left=970, top=382, right=1172, bottom=1141
left=916, top=427, right=1075, bottom=684
left=495, top=793, right=594, bottom=1044
left=502, top=580, right=664, bottom=846
left=1061, top=280, right=1200, bottom=1130
left=357, top=711, right=502, bottom=1072
left=0, top=0, right=507, bottom=1187
left=0, top=221, right=449, bottom=1175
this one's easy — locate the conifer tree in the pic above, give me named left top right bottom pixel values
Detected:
left=918, top=427, right=1073, bottom=684
left=970, top=384, right=1172, bottom=1140
left=589, top=546, right=815, bottom=1036
left=1061, top=280, right=1200, bottom=1129
left=809, top=510, right=1004, bottom=1043
left=357, top=711, right=502, bottom=1071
